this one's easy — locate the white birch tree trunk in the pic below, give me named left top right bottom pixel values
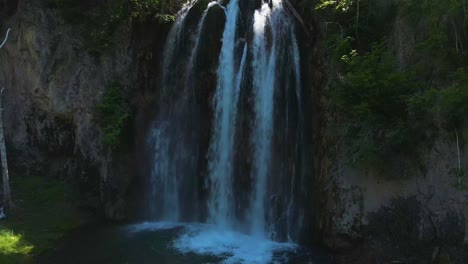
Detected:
left=0, top=88, right=11, bottom=208
left=0, top=28, right=12, bottom=209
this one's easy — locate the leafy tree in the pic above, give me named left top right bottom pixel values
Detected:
left=332, top=41, right=429, bottom=169
left=317, top=0, right=468, bottom=177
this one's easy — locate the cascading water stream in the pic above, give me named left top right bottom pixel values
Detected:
left=249, top=2, right=275, bottom=237
left=207, top=0, right=241, bottom=228
left=187, top=1, right=219, bottom=77
left=146, top=0, right=310, bottom=262
left=150, top=122, right=179, bottom=221
left=249, top=0, right=301, bottom=239
left=149, top=1, right=213, bottom=222
left=161, top=2, right=193, bottom=94
left=286, top=29, right=303, bottom=243
left=149, top=4, right=190, bottom=219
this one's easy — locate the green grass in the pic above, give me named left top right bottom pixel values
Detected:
left=0, top=176, right=88, bottom=263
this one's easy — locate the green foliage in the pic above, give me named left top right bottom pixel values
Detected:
left=407, top=69, right=468, bottom=131
left=332, top=41, right=429, bottom=168
left=438, top=70, right=468, bottom=130
left=316, top=0, right=353, bottom=12
left=0, top=231, right=33, bottom=264
left=0, top=177, right=87, bottom=263
left=401, top=0, right=468, bottom=81
left=130, top=0, right=159, bottom=19
left=50, top=0, right=177, bottom=56
left=95, top=82, right=131, bottom=150
left=317, top=0, right=398, bottom=54
left=84, top=0, right=132, bottom=56
left=317, top=0, right=468, bottom=176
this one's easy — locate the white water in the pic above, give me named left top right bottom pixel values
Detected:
left=249, top=1, right=280, bottom=238
left=150, top=5, right=191, bottom=221
left=127, top=222, right=298, bottom=264
left=150, top=2, right=213, bottom=221
left=149, top=0, right=307, bottom=260
left=247, top=0, right=304, bottom=240
left=187, top=1, right=219, bottom=73
left=207, top=0, right=241, bottom=228
left=175, top=225, right=297, bottom=264
left=151, top=122, right=179, bottom=220
left=161, top=3, right=192, bottom=94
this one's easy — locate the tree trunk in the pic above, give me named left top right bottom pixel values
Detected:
left=356, top=0, right=360, bottom=39
left=0, top=88, right=11, bottom=208
left=456, top=129, right=461, bottom=186
left=464, top=0, right=467, bottom=36
left=0, top=29, right=12, bottom=209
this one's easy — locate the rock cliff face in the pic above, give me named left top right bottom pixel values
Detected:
left=319, top=133, right=468, bottom=262
left=302, top=2, right=468, bottom=262
left=0, top=0, right=171, bottom=219
left=0, top=0, right=467, bottom=262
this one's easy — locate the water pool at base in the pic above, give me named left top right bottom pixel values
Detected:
left=40, top=222, right=326, bottom=264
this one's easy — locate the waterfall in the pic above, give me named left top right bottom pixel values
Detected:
left=249, top=2, right=275, bottom=237
left=148, top=0, right=308, bottom=254
left=249, top=0, right=302, bottom=239
left=287, top=27, right=303, bottom=243
left=161, top=2, right=192, bottom=94
left=149, top=2, right=212, bottom=221
left=150, top=122, right=179, bottom=221
left=207, top=0, right=241, bottom=228
left=187, top=1, right=219, bottom=75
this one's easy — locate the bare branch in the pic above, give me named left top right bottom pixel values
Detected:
left=0, top=28, right=11, bottom=49
left=284, top=0, right=311, bottom=39
left=325, top=22, right=344, bottom=39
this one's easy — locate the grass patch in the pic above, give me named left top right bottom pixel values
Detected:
left=0, top=176, right=88, bottom=263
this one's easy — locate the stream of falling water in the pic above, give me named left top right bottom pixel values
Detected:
left=150, top=2, right=212, bottom=221
left=249, top=1, right=275, bottom=237
left=147, top=0, right=307, bottom=262
left=207, top=0, right=240, bottom=229
left=161, top=2, right=193, bottom=94
left=249, top=0, right=303, bottom=240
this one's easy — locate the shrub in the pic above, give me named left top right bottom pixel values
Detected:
left=94, top=82, right=131, bottom=150
left=318, top=0, right=468, bottom=176
left=332, top=41, right=426, bottom=167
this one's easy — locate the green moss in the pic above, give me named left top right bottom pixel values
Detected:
left=94, top=81, right=131, bottom=150
left=0, top=176, right=87, bottom=263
